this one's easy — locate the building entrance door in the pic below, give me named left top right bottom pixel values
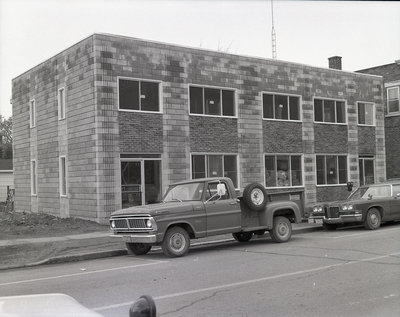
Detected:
left=121, top=159, right=162, bottom=208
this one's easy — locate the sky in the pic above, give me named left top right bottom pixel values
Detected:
left=0, top=0, right=399, bottom=119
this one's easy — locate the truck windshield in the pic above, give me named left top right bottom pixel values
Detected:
left=163, top=182, right=204, bottom=202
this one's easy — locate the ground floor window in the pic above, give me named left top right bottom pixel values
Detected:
left=265, top=155, right=303, bottom=187
left=316, top=155, right=347, bottom=185
left=359, top=157, right=375, bottom=185
left=191, top=154, right=238, bottom=188
left=59, top=156, right=67, bottom=197
left=31, top=159, right=37, bottom=195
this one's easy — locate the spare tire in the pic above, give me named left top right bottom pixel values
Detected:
left=242, top=182, right=268, bottom=211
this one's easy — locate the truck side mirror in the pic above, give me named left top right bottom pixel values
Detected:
left=129, top=295, right=156, bottom=317
left=347, top=181, right=353, bottom=192
left=217, top=183, right=227, bottom=197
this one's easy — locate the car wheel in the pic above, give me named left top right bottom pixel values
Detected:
left=322, top=223, right=337, bottom=231
left=162, top=227, right=190, bottom=257
left=126, top=243, right=152, bottom=255
left=242, top=182, right=268, bottom=211
left=269, top=216, right=292, bottom=243
left=232, top=232, right=253, bottom=242
left=364, top=208, right=381, bottom=230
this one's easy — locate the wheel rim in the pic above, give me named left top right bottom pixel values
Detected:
left=370, top=213, right=379, bottom=226
left=170, top=233, right=186, bottom=252
left=277, top=221, right=289, bottom=238
left=251, top=188, right=264, bottom=206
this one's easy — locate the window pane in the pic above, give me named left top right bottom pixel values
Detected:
left=222, top=90, right=235, bottom=116
left=59, top=88, right=65, bottom=119
left=388, top=87, right=399, bottom=100
left=140, top=81, right=159, bottom=112
left=364, top=159, right=374, bottom=184
left=291, top=156, right=302, bottom=186
left=358, top=103, right=366, bottom=124
left=338, top=156, right=347, bottom=184
left=336, top=101, right=345, bottom=123
left=324, top=100, right=335, bottom=123
left=289, top=96, right=300, bottom=120
left=192, top=155, right=206, bottom=179
left=326, top=155, right=337, bottom=184
left=364, top=103, right=374, bottom=125
left=316, top=156, right=325, bottom=185
left=119, top=79, right=139, bottom=110
left=393, top=185, right=400, bottom=196
left=31, top=161, right=37, bottom=195
left=263, top=94, right=274, bottom=119
left=359, top=159, right=365, bottom=186
left=265, top=156, right=276, bottom=187
left=208, top=155, right=223, bottom=177
left=60, top=157, right=67, bottom=196
left=204, top=88, right=221, bottom=115
left=388, top=100, right=399, bottom=113
left=275, top=95, right=288, bottom=120
left=314, top=99, right=323, bottom=122
left=224, top=155, right=237, bottom=187
left=276, top=155, right=290, bottom=186
left=190, top=86, right=203, bottom=114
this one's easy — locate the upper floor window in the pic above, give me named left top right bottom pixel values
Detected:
left=58, top=87, right=66, bottom=120
left=29, top=99, right=36, bottom=128
left=189, top=86, right=236, bottom=117
left=387, top=86, right=400, bottom=114
left=59, top=156, right=67, bottom=197
left=263, top=93, right=300, bottom=121
left=118, top=78, right=160, bottom=112
left=265, top=155, right=303, bottom=187
left=316, top=155, right=347, bottom=185
left=357, top=102, right=375, bottom=126
left=191, top=154, right=238, bottom=188
left=31, top=159, right=37, bottom=195
left=314, top=98, right=346, bottom=124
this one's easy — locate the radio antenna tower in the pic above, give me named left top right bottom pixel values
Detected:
left=271, top=0, right=277, bottom=59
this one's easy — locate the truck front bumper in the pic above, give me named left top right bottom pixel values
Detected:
left=110, top=233, right=157, bottom=244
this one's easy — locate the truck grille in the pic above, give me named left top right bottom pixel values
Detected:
left=111, top=217, right=148, bottom=231
left=325, top=206, right=340, bottom=218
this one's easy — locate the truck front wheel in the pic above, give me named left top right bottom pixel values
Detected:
left=126, top=243, right=152, bottom=255
left=232, top=232, right=253, bottom=242
left=162, top=227, right=190, bottom=257
left=269, top=216, right=292, bottom=243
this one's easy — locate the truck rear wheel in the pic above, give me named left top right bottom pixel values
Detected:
left=126, top=243, right=152, bottom=255
left=242, top=182, right=268, bottom=211
left=232, top=232, right=253, bottom=242
left=162, top=227, right=190, bottom=257
left=269, top=216, right=292, bottom=243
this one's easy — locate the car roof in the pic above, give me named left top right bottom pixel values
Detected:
left=171, top=177, right=231, bottom=186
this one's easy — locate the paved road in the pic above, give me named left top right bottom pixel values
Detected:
left=1, top=223, right=400, bottom=317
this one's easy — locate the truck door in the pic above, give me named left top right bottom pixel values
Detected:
left=204, top=181, right=241, bottom=236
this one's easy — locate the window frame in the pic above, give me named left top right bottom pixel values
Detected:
left=387, top=86, right=400, bottom=115
left=316, top=154, right=348, bottom=186
left=190, top=153, right=240, bottom=189
left=264, top=154, right=304, bottom=188
left=58, top=87, right=66, bottom=120
left=117, top=76, right=163, bottom=113
left=359, top=156, right=375, bottom=186
left=31, top=159, right=37, bottom=196
left=313, top=97, right=347, bottom=125
left=59, top=156, right=68, bottom=197
left=189, top=84, right=237, bottom=118
left=357, top=101, right=375, bottom=126
left=29, top=99, right=36, bottom=128
left=261, top=91, right=302, bottom=122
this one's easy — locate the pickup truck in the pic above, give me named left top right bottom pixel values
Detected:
left=110, top=177, right=302, bottom=257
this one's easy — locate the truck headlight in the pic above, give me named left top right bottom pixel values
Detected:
left=313, top=206, right=323, bottom=213
left=110, top=220, right=116, bottom=229
left=145, top=219, right=152, bottom=228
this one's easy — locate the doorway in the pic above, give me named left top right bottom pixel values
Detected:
left=121, top=159, right=162, bottom=208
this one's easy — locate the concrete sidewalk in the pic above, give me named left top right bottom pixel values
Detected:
left=0, top=222, right=321, bottom=270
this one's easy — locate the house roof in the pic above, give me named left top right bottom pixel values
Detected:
left=357, top=61, right=400, bottom=83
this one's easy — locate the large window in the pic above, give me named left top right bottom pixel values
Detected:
left=316, top=155, right=347, bottom=185
left=119, top=78, right=160, bottom=112
left=263, top=93, right=300, bottom=120
left=265, top=155, right=303, bottom=187
left=59, top=156, right=67, bottom=197
left=31, top=159, right=37, bottom=195
left=359, top=157, right=375, bottom=186
left=314, top=98, right=346, bottom=123
left=190, top=86, right=236, bottom=117
left=58, top=87, right=66, bottom=120
left=387, top=86, right=400, bottom=114
left=357, top=102, right=375, bottom=125
left=29, top=99, right=36, bottom=128
left=191, top=154, right=238, bottom=187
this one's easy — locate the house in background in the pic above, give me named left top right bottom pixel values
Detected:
left=12, top=33, right=385, bottom=223
left=0, top=133, right=13, bottom=202
left=357, top=60, right=400, bottom=179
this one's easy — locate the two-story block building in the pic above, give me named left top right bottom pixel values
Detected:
left=12, top=33, right=385, bottom=223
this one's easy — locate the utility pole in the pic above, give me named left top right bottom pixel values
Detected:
left=271, top=0, right=277, bottom=59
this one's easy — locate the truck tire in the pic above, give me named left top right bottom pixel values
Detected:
left=232, top=232, right=253, bottom=242
left=242, top=182, right=268, bottom=211
left=162, top=227, right=190, bottom=257
left=364, top=208, right=381, bottom=230
left=126, top=243, right=152, bottom=255
left=269, top=216, right=292, bottom=243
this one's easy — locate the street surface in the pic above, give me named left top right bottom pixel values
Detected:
left=1, top=223, right=400, bottom=317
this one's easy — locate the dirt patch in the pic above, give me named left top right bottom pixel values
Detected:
left=0, top=210, right=108, bottom=240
